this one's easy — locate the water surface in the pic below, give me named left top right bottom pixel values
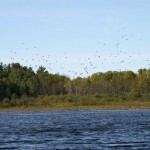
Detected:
left=0, top=109, right=150, bottom=149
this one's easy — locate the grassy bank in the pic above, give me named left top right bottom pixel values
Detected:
left=0, top=94, right=150, bottom=111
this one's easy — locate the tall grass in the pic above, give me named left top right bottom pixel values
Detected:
left=0, top=94, right=150, bottom=110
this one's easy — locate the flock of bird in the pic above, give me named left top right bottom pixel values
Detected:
left=8, top=28, right=149, bottom=78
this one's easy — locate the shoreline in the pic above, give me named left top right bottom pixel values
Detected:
left=0, top=102, right=150, bottom=111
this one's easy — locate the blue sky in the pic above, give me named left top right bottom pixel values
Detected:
left=0, top=0, right=150, bottom=78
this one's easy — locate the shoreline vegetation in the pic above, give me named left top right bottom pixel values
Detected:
left=0, top=62, right=150, bottom=111
left=0, top=95, right=150, bottom=111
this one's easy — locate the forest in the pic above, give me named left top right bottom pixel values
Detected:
left=0, top=62, right=150, bottom=108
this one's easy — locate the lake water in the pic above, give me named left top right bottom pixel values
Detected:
left=0, top=109, right=150, bottom=150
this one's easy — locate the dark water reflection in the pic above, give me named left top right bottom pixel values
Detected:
left=0, top=109, right=150, bottom=149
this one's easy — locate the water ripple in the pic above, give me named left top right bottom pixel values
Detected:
left=0, top=109, right=150, bottom=149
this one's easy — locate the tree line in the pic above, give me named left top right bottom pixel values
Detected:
left=0, top=62, right=150, bottom=101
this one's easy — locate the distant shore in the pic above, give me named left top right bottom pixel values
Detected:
left=0, top=100, right=150, bottom=111
left=1, top=62, right=150, bottom=112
